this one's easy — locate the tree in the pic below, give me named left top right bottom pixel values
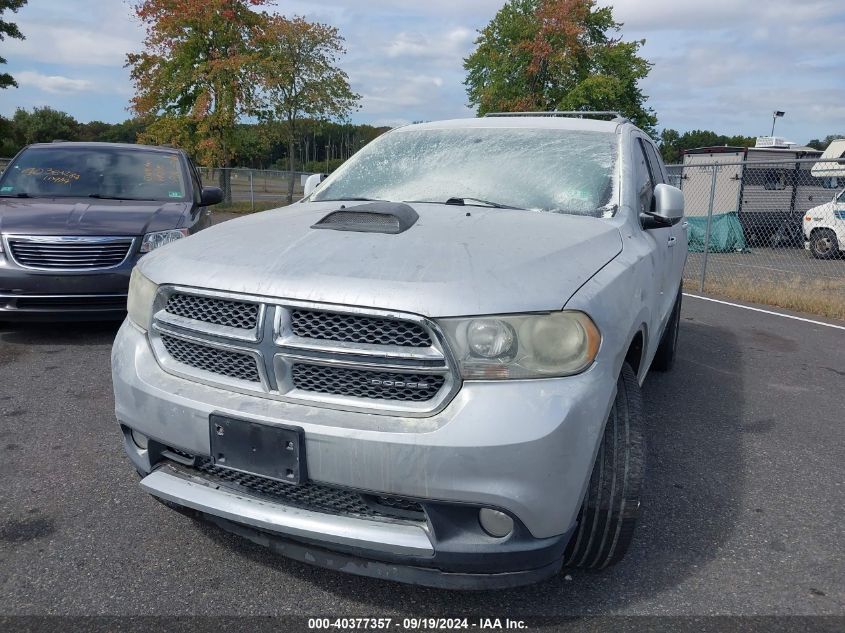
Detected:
left=256, top=16, right=359, bottom=203
left=658, top=128, right=756, bottom=164
left=464, top=0, right=656, bottom=135
left=807, top=134, right=844, bottom=151
left=127, top=0, right=274, bottom=199
left=12, top=106, right=80, bottom=144
left=0, top=0, right=26, bottom=89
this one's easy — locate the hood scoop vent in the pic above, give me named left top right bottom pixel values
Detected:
left=312, top=202, right=418, bottom=235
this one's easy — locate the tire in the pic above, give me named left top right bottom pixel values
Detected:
left=563, top=363, right=645, bottom=570
left=651, top=288, right=682, bottom=372
left=809, top=229, right=839, bottom=259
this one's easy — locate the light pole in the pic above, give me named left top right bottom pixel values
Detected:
left=771, top=110, right=785, bottom=136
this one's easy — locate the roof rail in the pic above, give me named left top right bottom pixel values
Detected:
left=484, top=111, right=627, bottom=121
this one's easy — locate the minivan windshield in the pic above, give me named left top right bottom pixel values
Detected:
left=312, top=127, right=618, bottom=216
left=0, top=146, right=188, bottom=202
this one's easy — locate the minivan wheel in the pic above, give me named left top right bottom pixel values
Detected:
left=651, top=288, right=682, bottom=372
left=810, top=229, right=839, bottom=259
left=563, top=363, right=644, bottom=570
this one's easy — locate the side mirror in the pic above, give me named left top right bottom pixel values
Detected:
left=303, top=173, right=327, bottom=198
left=200, top=186, right=223, bottom=206
left=645, top=183, right=684, bottom=227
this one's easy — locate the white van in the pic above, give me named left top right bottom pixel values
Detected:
left=805, top=140, right=845, bottom=258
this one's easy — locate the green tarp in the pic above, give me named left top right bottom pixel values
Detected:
left=686, top=211, right=747, bottom=253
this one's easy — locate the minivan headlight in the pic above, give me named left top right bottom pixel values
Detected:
left=126, top=268, right=158, bottom=331
left=140, top=228, right=189, bottom=253
left=438, top=311, right=601, bottom=379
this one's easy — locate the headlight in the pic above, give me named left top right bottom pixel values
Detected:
left=438, top=311, right=600, bottom=379
left=126, top=268, right=158, bottom=331
left=140, top=228, right=189, bottom=253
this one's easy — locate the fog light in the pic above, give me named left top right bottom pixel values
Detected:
left=130, top=429, right=149, bottom=450
left=479, top=508, right=513, bottom=538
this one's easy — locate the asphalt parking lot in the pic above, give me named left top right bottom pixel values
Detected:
left=0, top=295, right=843, bottom=617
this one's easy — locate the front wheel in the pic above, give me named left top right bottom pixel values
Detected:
left=563, top=363, right=644, bottom=570
left=810, top=229, right=839, bottom=259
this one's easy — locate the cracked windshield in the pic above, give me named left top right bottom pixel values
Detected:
left=313, top=127, right=618, bottom=216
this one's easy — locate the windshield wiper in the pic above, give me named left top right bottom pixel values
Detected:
left=88, top=194, right=158, bottom=201
left=316, top=197, right=385, bottom=202
left=0, top=192, right=32, bottom=198
left=408, top=197, right=524, bottom=210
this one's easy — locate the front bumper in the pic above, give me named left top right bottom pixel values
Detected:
left=0, top=252, right=135, bottom=320
left=113, top=318, right=617, bottom=584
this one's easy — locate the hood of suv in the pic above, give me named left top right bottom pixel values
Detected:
left=0, top=198, right=191, bottom=236
left=139, top=201, right=623, bottom=316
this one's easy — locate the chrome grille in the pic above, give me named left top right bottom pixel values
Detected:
left=184, top=459, right=425, bottom=521
left=7, top=236, right=133, bottom=270
left=160, top=334, right=260, bottom=382
left=150, top=289, right=458, bottom=415
left=290, top=309, right=431, bottom=347
left=165, top=293, right=258, bottom=329
left=292, top=363, right=444, bottom=402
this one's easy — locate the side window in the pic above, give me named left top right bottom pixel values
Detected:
left=642, top=141, right=666, bottom=184
left=187, top=157, right=202, bottom=202
left=635, top=138, right=655, bottom=216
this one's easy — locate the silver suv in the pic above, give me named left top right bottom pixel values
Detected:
left=112, top=113, right=687, bottom=589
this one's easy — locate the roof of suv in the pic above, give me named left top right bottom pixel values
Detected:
left=400, top=116, right=625, bottom=134
left=26, top=141, right=182, bottom=154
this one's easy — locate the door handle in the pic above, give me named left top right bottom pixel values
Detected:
left=667, top=236, right=677, bottom=247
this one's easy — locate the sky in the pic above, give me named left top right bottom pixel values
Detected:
left=0, top=0, right=843, bottom=144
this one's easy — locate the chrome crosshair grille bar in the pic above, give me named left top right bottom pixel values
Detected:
left=148, top=286, right=460, bottom=416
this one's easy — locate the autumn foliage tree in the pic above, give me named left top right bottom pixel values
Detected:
left=127, top=0, right=273, bottom=197
left=255, top=16, right=359, bottom=203
left=464, top=0, right=657, bottom=135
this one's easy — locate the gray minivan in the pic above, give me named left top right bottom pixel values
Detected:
left=0, top=142, right=221, bottom=321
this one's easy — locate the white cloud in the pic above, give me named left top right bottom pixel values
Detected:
left=384, top=28, right=475, bottom=60
left=15, top=71, right=95, bottom=94
left=7, top=25, right=140, bottom=67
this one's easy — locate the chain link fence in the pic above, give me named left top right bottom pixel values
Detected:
left=197, top=167, right=315, bottom=209
left=671, top=156, right=845, bottom=319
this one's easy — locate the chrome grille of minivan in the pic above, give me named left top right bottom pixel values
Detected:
left=149, top=288, right=457, bottom=415
left=6, top=236, right=134, bottom=270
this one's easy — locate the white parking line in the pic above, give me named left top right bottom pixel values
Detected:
left=682, top=293, right=845, bottom=331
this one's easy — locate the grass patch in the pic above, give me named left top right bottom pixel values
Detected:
left=684, top=275, right=845, bottom=321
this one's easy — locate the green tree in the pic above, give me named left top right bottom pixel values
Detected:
left=0, top=0, right=26, bottom=89
left=658, top=128, right=756, bottom=164
left=807, top=134, right=844, bottom=151
left=127, top=0, right=274, bottom=199
left=464, top=0, right=656, bottom=135
left=256, top=15, right=360, bottom=203
left=12, top=106, right=80, bottom=144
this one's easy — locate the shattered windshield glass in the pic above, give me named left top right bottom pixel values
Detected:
left=313, top=127, right=618, bottom=217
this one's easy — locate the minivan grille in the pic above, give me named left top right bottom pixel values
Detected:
left=160, top=334, right=260, bottom=383
left=165, top=293, right=259, bottom=329
left=292, top=363, right=444, bottom=402
left=8, top=237, right=133, bottom=270
left=290, top=309, right=431, bottom=347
